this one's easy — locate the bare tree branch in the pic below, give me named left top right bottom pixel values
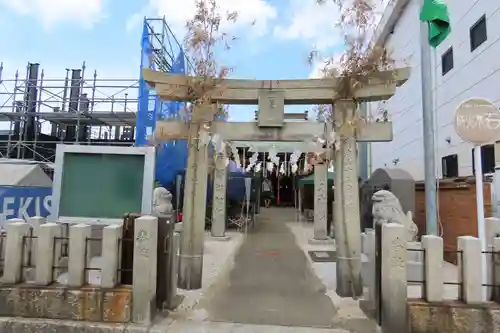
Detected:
left=311, top=0, right=396, bottom=125
left=184, top=0, right=237, bottom=119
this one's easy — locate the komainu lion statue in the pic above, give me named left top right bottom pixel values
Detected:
left=153, top=184, right=173, bottom=215
left=372, top=190, right=418, bottom=242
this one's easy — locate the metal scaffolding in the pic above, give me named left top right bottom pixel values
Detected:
left=143, top=17, right=191, bottom=73
left=0, top=61, right=139, bottom=162
left=0, top=17, right=186, bottom=163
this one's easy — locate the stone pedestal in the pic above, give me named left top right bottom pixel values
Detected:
left=308, top=238, right=335, bottom=245
left=212, top=236, right=231, bottom=241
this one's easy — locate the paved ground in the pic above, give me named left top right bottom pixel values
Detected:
left=196, top=208, right=337, bottom=328
left=163, top=208, right=379, bottom=332
left=172, top=231, right=244, bottom=315
left=287, top=218, right=380, bottom=333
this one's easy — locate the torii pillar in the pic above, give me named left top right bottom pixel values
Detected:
left=178, top=114, right=211, bottom=290
left=334, top=99, right=364, bottom=297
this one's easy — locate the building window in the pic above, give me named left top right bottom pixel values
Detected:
left=441, top=47, right=454, bottom=75
left=470, top=15, right=487, bottom=51
left=442, top=154, right=458, bottom=178
left=472, top=144, right=495, bottom=175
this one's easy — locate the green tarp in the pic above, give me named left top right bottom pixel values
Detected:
left=297, top=172, right=334, bottom=188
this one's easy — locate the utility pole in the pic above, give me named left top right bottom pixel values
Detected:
left=419, top=0, right=438, bottom=236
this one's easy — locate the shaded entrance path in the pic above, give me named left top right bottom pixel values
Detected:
left=201, top=208, right=336, bottom=328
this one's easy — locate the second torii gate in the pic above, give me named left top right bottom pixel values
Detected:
left=143, top=67, right=410, bottom=292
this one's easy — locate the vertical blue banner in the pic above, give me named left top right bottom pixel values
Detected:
left=136, top=19, right=190, bottom=188
left=155, top=51, right=187, bottom=187
left=136, top=20, right=159, bottom=146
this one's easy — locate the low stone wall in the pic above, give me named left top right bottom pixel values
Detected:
left=0, top=215, right=162, bottom=325
left=0, top=285, right=131, bottom=323
left=361, top=218, right=500, bottom=333
left=408, top=301, right=500, bottom=333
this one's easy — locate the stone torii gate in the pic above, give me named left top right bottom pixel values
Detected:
left=142, top=68, right=410, bottom=292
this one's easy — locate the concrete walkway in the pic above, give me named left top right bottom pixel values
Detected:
left=198, top=208, right=337, bottom=328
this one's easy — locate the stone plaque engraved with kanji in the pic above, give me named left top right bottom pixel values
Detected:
left=258, top=90, right=285, bottom=127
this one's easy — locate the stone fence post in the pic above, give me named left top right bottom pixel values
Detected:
left=3, top=219, right=30, bottom=284
left=381, top=223, right=407, bottom=333
left=493, top=237, right=500, bottom=302
left=361, top=229, right=376, bottom=310
left=27, top=216, right=46, bottom=266
left=457, top=236, right=483, bottom=303
left=132, top=215, right=159, bottom=324
left=101, top=224, right=123, bottom=288
left=35, top=223, right=61, bottom=285
left=68, top=224, right=92, bottom=287
left=485, top=217, right=500, bottom=245
left=421, top=235, right=443, bottom=302
left=486, top=218, right=500, bottom=300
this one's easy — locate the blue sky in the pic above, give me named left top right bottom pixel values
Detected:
left=0, top=0, right=346, bottom=126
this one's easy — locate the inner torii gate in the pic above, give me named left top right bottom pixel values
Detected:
left=143, top=68, right=410, bottom=293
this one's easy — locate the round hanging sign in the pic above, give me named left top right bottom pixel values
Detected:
left=454, top=98, right=500, bottom=145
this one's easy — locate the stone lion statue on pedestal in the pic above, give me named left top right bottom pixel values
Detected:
left=372, top=190, right=418, bottom=242
left=153, top=183, right=173, bottom=216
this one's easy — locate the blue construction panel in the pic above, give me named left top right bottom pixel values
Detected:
left=0, top=186, right=52, bottom=227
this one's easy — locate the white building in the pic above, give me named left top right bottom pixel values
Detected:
left=368, top=0, right=500, bottom=180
